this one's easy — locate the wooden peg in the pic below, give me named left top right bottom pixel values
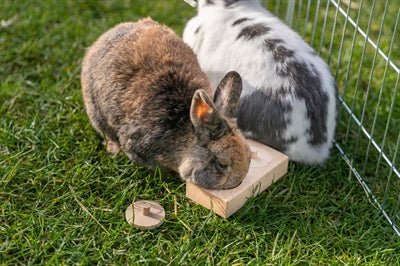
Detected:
left=141, top=205, right=150, bottom=216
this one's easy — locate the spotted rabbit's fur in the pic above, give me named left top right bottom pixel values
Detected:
left=81, top=18, right=251, bottom=189
left=183, top=0, right=338, bottom=164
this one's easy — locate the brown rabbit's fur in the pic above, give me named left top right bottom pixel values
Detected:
left=81, top=18, right=251, bottom=189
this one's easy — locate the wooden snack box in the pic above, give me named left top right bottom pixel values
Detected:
left=186, top=139, right=288, bottom=218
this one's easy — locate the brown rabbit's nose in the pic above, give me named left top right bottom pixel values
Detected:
left=192, top=169, right=221, bottom=189
left=224, top=180, right=242, bottom=190
left=217, top=176, right=243, bottom=190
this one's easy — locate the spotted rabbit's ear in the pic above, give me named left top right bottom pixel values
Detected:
left=190, top=90, right=230, bottom=141
left=198, top=0, right=242, bottom=9
left=183, top=0, right=197, bottom=8
left=213, top=71, right=243, bottom=118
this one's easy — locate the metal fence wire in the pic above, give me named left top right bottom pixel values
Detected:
left=266, top=0, right=400, bottom=237
left=185, top=0, right=400, bottom=236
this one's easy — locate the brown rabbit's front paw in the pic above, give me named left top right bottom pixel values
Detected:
left=106, top=139, right=121, bottom=154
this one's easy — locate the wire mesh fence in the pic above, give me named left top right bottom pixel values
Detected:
left=263, top=0, right=400, bottom=236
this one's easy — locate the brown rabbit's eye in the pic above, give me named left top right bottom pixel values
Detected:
left=215, top=160, right=228, bottom=172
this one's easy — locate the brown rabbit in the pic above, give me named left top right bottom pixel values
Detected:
left=81, top=18, right=251, bottom=189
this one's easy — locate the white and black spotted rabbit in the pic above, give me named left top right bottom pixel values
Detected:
left=183, top=0, right=338, bottom=164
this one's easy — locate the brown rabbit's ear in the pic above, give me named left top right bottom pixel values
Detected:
left=191, top=90, right=229, bottom=140
left=213, top=71, right=243, bottom=118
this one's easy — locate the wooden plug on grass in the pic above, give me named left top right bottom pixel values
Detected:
left=186, top=139, right=289, bottom=218
left=125, top=200, right=165, bottom=229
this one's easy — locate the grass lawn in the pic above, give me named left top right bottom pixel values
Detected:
left=1, top=0, right=399, bottom=264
